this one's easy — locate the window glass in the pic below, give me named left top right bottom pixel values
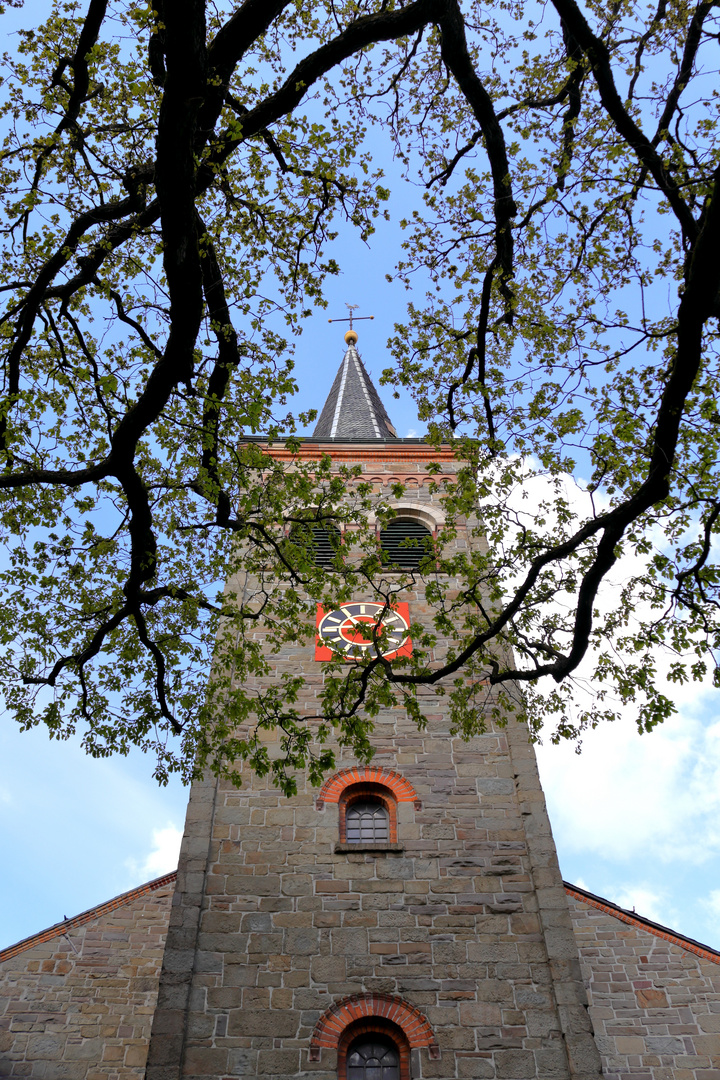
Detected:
left=379, top=518, right=432, bottom=569
left=347, top=1037, right=400, bottom=1080
left=346, top=801, right=389, bottom=843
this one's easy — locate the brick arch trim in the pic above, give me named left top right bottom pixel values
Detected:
left=317, top=767, right=420, bottom=808
left=310, top=993, right=439, bottom=1057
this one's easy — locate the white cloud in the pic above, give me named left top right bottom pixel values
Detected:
left=609, top=884, right=674, bottom=925
left=126, top=824, right=182, bottom=882
left=494, top=463, right=720, bottom=871
left=537, top=701, right=720, bottom=867
left=502, top=466, right=718, bottom=722
left=406, top=428, right=417, bottom=437
left=699, top=889, right=720, bottom=918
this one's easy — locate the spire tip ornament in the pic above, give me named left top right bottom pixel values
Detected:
left=328, top=303, right=373, bottom=345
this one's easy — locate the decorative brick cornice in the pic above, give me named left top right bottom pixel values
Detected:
left=565, top=881, right=720, bottom=966
left=310, top=992, right=439, bottom=1057
left=317, top=766, right=420, bottom=808
left=0, top=872, right=177, bottom=963
left=261, top=441, right=458, bottom=464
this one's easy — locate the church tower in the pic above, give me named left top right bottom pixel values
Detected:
left=145, top=330, right=603, bottom=1080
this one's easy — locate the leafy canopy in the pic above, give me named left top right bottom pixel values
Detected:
left=1, top=0, right=719, bottom=792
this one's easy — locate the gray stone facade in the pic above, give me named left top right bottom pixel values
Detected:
left=144, top=443, right=601, bottom=1080
left=3, top=877, right=718, bottom=1079
left=568, top=890, right=720, bottom=1080
left=0, top=874, right=174, bottom=1079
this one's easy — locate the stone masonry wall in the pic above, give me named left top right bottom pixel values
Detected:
left=146, top=448, right=602, bottom=1080
left=568, top=891, right=720, bottom=1080
left=4, top=873, right=719, bottom=1079
left=0, top=875, right=174, bottom=1080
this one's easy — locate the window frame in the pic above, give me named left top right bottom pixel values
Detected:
left=337, top=1020, right=410, bottom=1080
left=338, top=783, right=398, bottom=846
left=345, top=799, right=391, bottom=845
left=346, top=1035, right=400, bottom=1080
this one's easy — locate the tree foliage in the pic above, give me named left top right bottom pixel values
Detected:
left=1, top=0, right=719, bottom=791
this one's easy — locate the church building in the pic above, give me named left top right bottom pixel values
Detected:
left=1, top=331, right=719, bottom=1080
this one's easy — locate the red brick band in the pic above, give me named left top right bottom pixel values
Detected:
left=264, top=444, right=457, bottom=463
left=317, top=767, right=419, bottom=807
left=310, top=992, right=438, bottom=1054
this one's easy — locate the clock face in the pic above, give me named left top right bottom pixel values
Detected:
left=315, top=602, right=412, bottom=661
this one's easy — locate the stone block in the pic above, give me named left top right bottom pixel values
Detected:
left=459, top=1002, right=501, bottom=1026
left=474, top=980, right=514, bottom=1003
left=494, top=1049, right=537, bottom=1078
left=240, top=912, right=273, bottom=932
left=182, top=1046, right=229, bottom=1074
left=457, top=1055, right=495, bottom=1077
left=331, top=929, right=368, bottom=954
left=223, top=961, right=257, bottom=986
left=534, top=1044, right=570, bottom=1076
left=432, top=942, right=468, bottom=964
left=615, top=1036, right=645, bottom=1054
left=226, top=1047, right=258, bottom=1075
left=257, top=1048, right=302, bottom=1073
left=693, top=1034, right=720, bottom=1055
left=37, top=1063, right=87, bottom=1080
left=24, top=1034, right=67, bottom=1059
left=64, top=1038, right=104, bottom=1060
left=284, top=928, right=320, bottom=955
left=225, top=875, right=282, bottom=896
left=227, top=1008, right=300, bottom=1037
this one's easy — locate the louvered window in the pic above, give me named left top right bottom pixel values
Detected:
left=379, top=518, right=432, bottom=569
left=310, top=523, right=341, bottom=568
left=346, top=801, right=389, bottom=843
left=347, top=1038, right=400, bottom=1080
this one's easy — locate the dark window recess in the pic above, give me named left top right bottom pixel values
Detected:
left=346, top=801, right=390, bottom=843
left=311, top=523, right=342, bottom=567
left=380, top=518, right=432, bottom=569
left=347, top=1038, right=400, bottom=1080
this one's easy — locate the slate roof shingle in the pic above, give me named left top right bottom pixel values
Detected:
left=313, top=343, right=397, bottom=440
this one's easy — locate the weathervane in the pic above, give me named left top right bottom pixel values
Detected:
left=328, top=303, right=374, bottom=345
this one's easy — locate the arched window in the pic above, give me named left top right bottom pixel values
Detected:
left=311, top=991, right=436, bottom=1078
left=379, top=517, right=432, bottom=569
left=338, top=783, right=397, bottom=845
left=346, top=1036, right=400, bottom=1080
left=346, top=800, right=389, bottom=844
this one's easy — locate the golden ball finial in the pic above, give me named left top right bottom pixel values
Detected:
left=344, top=329, right=358, bottom=346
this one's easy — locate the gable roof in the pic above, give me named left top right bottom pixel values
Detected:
left=313, top=343, right=397, bottom=440
left=0, top=871, right=177, bottom=963
left=565, top=880, right=720, bottom=965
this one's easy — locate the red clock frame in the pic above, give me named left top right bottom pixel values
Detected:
left=315, top=602, right=413, bottom=662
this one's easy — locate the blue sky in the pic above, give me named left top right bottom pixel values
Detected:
left=2, top=2, right=718, bottom=958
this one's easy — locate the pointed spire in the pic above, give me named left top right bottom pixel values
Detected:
left=313, top=331, right=397, bottom=440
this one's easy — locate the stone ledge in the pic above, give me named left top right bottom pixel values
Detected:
left=334, top=842, right=405, bottom=854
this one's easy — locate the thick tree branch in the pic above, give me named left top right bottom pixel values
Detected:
left=550, top=0, right=698, bottom=242
left=29, top=0, right=109, bottom=193
left=437, top=0, right=516, bottom=307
